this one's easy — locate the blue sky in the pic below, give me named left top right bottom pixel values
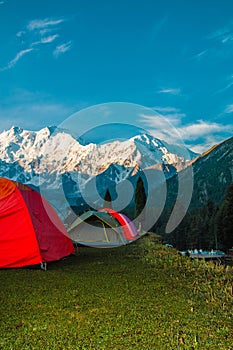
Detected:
left=0, top=0, right=233, bottom=152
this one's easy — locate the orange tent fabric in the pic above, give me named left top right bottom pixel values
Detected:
left=0, top=178, right=15, bottom=199
left=0, top=178, right=74, bottom=268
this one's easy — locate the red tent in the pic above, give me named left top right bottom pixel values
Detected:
left=99, top=208, right=137, bottom=241
left=0, top=178, right=74, bottom=268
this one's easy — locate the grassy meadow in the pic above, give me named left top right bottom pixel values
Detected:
left=0, top=234, right=233, bottom=350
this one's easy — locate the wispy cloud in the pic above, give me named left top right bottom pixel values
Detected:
left=190, top=134, right=229, bottom=154
left=16, top=30, right=26, bottom=38
left=192, top=22, right=233, bottom=63
left=158, top=88, right=181, bottom=95
left=224, top=104, right=233, bottom=113
left=178, top=120, right=229, bottom=141
left=208, top=22, right=233, bottom=44
left=149, top=15, right=169, bottom=42
left=40, top=34, right=59, bottom=44
left=139, top=106, right=187, bottom=146
left=215, top=75, right=233, bottom=94
left=152, top=106, right=181, bottom=113
left=53, top=41, right=72, bottom=57
left=27, top=18, right=65, bottom=31
left=1, top=16, right=72, bottom=70
left=201, top=22, right=233, bottom=60
left=31, top=34, right=59, bottom=47
left=0, top=1, right=5, bottom=4
left=140, top=110, right=233, bottom=153
left=0, top=48, right=34, bottom=71
left=152, top=106, right=186, bottom=126
left=193, top=49, right=208, bottom=61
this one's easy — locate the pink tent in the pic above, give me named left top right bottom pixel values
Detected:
left=99, top=208, right=138, bottom=241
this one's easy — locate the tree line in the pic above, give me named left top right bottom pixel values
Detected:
left=156, top=183, right=233, bottom=251
left=104, top=177, right=233, bottom=251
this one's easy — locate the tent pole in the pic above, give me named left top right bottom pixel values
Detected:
left=100, top=221, right=109, bottom=242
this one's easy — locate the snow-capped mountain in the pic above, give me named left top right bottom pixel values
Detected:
left=0, top=125, right=198, bottom=216
left=0, top=126, right=194, bottom=181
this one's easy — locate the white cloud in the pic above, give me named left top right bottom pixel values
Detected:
left=27, top=18, right=65, bottom=31
left=140, top=112, right=184, bottom=144
left=0, top=48, right=34, bottom=71
left=39, top=29, right=52, bottom=36
left=144, top=105, right=233, bottom=149
left=31, top=34, right=59, bottom=47
left=215, top=75, right=233, bottom=94
left=221, top=34, right=233, bottom=43
left=190, top=134, right=231, bottom=154
left=224, top=104, right=233, bottom=113
left=140, top=111, right=233, bottom=152
left=178, top=120, right=229, bottom=141
left=152, top=106, right=180, bottom=113
left=142, top=105, right=185, bottom=125
left=53, top=41, right=72, bottom=57
left=193, top=50, right=208, bottom=61
left=16, top=30, right=26, bottom=37
left=40, top=34, right=59, bottom=44
left=1, top=16, right=72, bottom=70
left=151, top=106, right=186, bottom=127
left=158, top=88, right=181, bottom=95
left=192, top=23, right=233, bottom=65
left=205, top=22, right=233, bottom=60
left=208, top=22, right=233, bottom=43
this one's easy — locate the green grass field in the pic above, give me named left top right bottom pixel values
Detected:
left=0, top=234, right=233, bottom=350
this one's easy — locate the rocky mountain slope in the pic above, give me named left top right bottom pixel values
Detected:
left=166, top=137, right=233, bottom=210
left=189, top=136, right=233, bottom=206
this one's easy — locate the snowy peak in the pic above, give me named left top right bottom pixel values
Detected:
left=132, top=133, right=188, bottom=166
left=132, top=133, right=162, bottom=145
left=0, top=126, right=196, bottom=184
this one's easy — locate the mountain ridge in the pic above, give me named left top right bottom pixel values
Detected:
left=0, top=125, right=197, bottom=183
left=1, top=126, right=231, bottom=223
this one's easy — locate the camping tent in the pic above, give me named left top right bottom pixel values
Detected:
left=67, top=210, right=128, bottom=247
left=0, top=178, right=74, bottom=268
left=99, top=208, right=138, bottom=241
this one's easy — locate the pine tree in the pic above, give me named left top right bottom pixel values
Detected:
left=103, top=189, right=112, bottom=209
left=188, top=212, right=202, bottom=249
left=201, top=200, right=219, bottom=249
left=215, top=183, right=233, bottom=249
left=172, top=214, right=190, bottom=250
left=134, top=176, right=147, bottom=220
